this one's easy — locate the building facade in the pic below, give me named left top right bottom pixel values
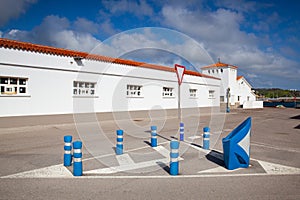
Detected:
left=0, top=39, right=220, bottom=117
left=201, top=61, right=256, bottom=107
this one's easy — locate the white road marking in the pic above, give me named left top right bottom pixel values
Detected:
left=84, top=158, right=169, bottom=174
left=116, top=154, right=135, bottom=166
left=198, top=166, right=241, bottom=173
left=257, top=160, right=300, bottom=175
left=153, top=145, right=183, bottom=161
left=252, top=142, right=300, bottom=153
left=188, top=136, right=201, bottom=140
left=1, top=164, right=73, bottom=178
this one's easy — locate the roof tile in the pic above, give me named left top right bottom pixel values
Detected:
left=0, top=38, right=220, bottom=80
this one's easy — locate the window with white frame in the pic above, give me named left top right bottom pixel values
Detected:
left=162, top=87, right=174, bottom=98
left=73, top=81, right=96, bottom=96
left=126, top=84, right=143, bottom=97
left=209, top=90, right=215, bottom=99
left=189, top=89, right=197, bottom=98
left=0, top=77, right=28, bottom=96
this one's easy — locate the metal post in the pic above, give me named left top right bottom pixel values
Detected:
left=178, top=84, right=181, bottom=120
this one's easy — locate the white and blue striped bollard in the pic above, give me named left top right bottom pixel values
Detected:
left=116, top=130, right=123, bottom=155
left=203, top=127, right=210, bottom=150
left=64, top=135, right=72, bottom=166
left=179, top=122, right=184, bottom=141
left=151, top=126, right=157, bottom=147
left=170, top=140, right=180, bottom=176
left=73, top=141, right=83, bottom=176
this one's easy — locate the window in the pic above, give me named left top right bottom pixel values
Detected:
left=127, top=84, right=143, bottom=98
left=0, top=77, right=28, bottom=96
left=220, top=69, right=223, bottom=73
left=212, top=69, right=214, bottom=73
left=238, top=96, right=241, bottom=101
left=209, top=90, right=215, bottom=99
left=189, top=89, right=197, bottom=98
left=208, top=70, right=210, bottom=74
left=73, top=81, right=96, bottom=97
left=220, top=96, right=224, bottom=102
left=162, top=87, right=174, bottom=98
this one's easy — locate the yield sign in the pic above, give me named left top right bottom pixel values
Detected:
left=175, top=64, right=186, bottom=85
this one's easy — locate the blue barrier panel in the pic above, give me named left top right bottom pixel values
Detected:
left=116, top=130, right=123, bottom=155
left=170, top=140, right=180, bottom=175
left=222, top=117, right=251, bottom=170
left=179, top=122, right=184, bottom=141
left=151, top=126, right=157, bottom=147
left=203, top=127, right=210, bottom=150
left=63, top=135, right=72, bottom=166
left=73, top=141, right=83, bottom=176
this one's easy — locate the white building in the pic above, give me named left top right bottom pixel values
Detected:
left=201, top=61, right=256, bottom=107
left=0, top=38, right=220, bottom=117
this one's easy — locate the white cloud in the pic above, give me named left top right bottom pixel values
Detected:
left=74, top=18, right=99, bottom=34
left=0, top=0, right=37, bottom=27
left=3, top=15, right=101, bottom=52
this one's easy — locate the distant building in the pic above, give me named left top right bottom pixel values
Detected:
left=0, top=38, right=220, bottom=117
left=201, top=61, right=256, bottom=107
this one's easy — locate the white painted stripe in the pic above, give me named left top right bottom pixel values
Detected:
left=151, top=136, right=157, bottom=139
left=188, top=136, right=201, bottom=140
left=73, top=158, right=81, bottom=162
left=171, top=149, right=179, bottom=154
left=116, top=154, right=135, bottom=166
left=117, top=135, right=123, bottom=139
left=117, top=142, right=123, bottom=145
left=257, top=160, right=300, bottom=175
left=170, top=158, right=178, bottom=162
left=73, top=149, right=81, bottom=153
left=152, top=130, right=157, bottom=133
left=251, top=142, right=300, bottom=153
left=64, top=143, right=71, bottom=146
left=153, top=146, right=183, bottom=161
left=203, top=138, right=210, bottom=141
left=1, top=164, right=73, bottom=178
left=64, top=150, right=71, bottom=154
left=198, top=166, right=240, bottom=173
left=153, top=146, right=170, bottom=158
left=85, top=158, right=169, bottom=174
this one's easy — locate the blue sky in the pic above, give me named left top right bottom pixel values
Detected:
left=0, top=0, right=299, bottom=90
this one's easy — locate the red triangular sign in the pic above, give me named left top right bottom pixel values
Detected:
left=175, top=64, right=186, bottom=85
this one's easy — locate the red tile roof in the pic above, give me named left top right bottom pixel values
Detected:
left=201, top=61, right=238, bottom=69
left=237, top=76, right=243, bottom=80
left=0, top=38, right=220, bottom=80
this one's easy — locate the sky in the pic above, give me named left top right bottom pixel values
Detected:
left=0, top=0, right=299, bottom=90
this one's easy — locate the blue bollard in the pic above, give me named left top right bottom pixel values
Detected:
left=151, top=126, right=157, bottom=147
left=116, top=130, right=123, bottom=155
left=73, top=141, right=83, bottom=176
left=64, top=135, right=72, bottom=166
left=170, top=140, right=180, bottom=176
left=179, top=122, right=184, bottom=141
left=203, top=127, right=210, bottom=150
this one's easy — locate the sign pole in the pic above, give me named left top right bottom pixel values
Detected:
left=175, top=64, right=186, bottom=121
left=178, top=83, right=181, bottom=120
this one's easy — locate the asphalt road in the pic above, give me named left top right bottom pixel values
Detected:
left=0, top=107, right=299, bottom=199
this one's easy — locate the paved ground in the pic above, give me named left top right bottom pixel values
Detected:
left=0, top=107, right=299, bottom=199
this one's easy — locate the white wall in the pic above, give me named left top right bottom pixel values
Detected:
left=237, top=78, right=256, bottom=105
left=0, top=47, right=220, bottom=117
